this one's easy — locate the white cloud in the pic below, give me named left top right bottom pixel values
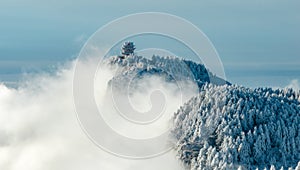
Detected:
left=73, top=34, right=88, bottom=47
left=0, top=58, right=185, bottom=170
left=286, top=79, right=300, bottom=91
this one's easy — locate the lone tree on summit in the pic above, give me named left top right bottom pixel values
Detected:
left=121, top=41, right=135, bottom=56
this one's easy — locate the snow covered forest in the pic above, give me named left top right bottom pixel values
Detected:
left=106, top=55, right=300, bottom=170
left=171, top=85, right=300, bottom=170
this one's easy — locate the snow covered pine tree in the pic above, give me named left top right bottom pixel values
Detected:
left=120, top=41, right=135, bottom=59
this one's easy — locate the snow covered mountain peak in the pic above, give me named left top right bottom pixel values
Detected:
left=101, top=54, right=300, bottom=169
left=105, top=55, right=229, bottom=90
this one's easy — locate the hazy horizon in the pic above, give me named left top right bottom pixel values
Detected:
left=1, top=0, right=299, bottom=89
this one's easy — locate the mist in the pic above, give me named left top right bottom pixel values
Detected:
left=0, top=56, right=194, bottom=169
left=287, top=79, right=300, bottom=91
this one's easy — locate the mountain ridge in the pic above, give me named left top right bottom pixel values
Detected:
left=105, top=55, right=230, bottom=90
left=104, top=55, right=300, bottom=169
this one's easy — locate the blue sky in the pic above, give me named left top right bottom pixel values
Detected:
left=0, top=0, right=299, bottom=88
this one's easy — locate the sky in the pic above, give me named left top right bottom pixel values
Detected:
left=0, top=1, right=299, bottom=170
left=0, top=0, right=300, bottom=88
